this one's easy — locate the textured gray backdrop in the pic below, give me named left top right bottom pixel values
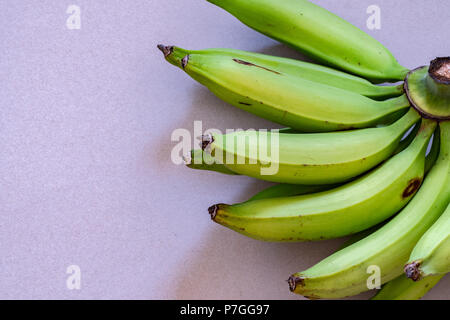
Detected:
left=0, top=0, right=448, bottom=299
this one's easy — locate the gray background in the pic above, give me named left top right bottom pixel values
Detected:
left=0, top=0, right=448, bottom=299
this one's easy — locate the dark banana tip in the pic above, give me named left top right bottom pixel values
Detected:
left=200, top=134, right=214, bottom=151
left=404, top=261, right=422, bottom=281
left=287, top=276, right=304, bottom=292
left=157, top=44, right=174, bottom=58
left=208, top=204, right=223, bottom=221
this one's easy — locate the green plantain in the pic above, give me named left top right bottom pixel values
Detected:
left=405, top=201, right=450, bottom=280
left=158, top=45, right=410, bottom=132
left=206, top=0, right=409, bottom=81
left=288, top=120, right=449, bottom=299
left=371, top=274, right=445, bottom=300
left=159, top=46, right=403, bottom=98
left=208, top=119, right=434, bottom=242
left=203, top=108, right=420, bottom=184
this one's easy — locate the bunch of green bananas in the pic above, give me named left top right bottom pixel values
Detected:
left=159, top=0, right=450, bottom=300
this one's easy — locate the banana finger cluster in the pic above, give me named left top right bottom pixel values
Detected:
left=160, top=0, right=450, bottom=300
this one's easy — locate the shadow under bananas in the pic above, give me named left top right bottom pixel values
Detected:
left=258, top=43, right=315, bottom=64
left=172, top=224, right=376, bottom=300
left=173, top=222, right=450, bottom=300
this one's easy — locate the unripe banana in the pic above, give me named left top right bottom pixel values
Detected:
left=209, top=119, right=434, bottom=242
left=159, top=45, right=410, bottom=132
left=203, top=108, right=420, bottom=185
left=159, top=46, right=403, bottom=99
left=184, top=149, right=239, bottom=175
left=206, top=0, right=409, bottom=81
left=288, top=120, right=449, bottom=299
left=184, top=128, right=303, bottom=176
left=406, top=201, right=450, bottom=280
left=371, top=274, right=445, bottom=300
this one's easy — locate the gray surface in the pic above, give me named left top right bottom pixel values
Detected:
left=0, top=0, right=448, bottom=299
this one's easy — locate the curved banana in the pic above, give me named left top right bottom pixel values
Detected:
left=184, top=149, right=239, bottom=175
left=158, top=45, right=410, bottom=132
left=405, top=201, right=450, bottom=280
left=206, top=0, right=408, bottom=81
left=345, top=222, right=443, bottom=300
left=203, top=108, right=420, bottom=184
left=371, top=274, right=445, bottom=300
left=288, top=120, right=449, bottom=299
left=208, top=120, right=434, bottom=242
left=159, top=46, right=402, bottom=99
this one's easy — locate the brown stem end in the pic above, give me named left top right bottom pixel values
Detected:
left=404, top=261, right=422, bottom=282
left=287, top=276, right=305, bottom=292
left=429, top=57, right=450, bottom=84
left=157, top=44, right=174, bottom=58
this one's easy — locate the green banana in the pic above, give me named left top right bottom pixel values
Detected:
left=405, top=201, right=450, bottom=280
left=206, top=0, right=409, bottom=81
left=344, top=223, right=443, bottom=300
left=159, top=46, right=402, bottom=99
left=184, top=149, right=239, bottom=175
left=203, top=108, right=420, bottom=185
left=184, top=128, right=303, bottom=176
left=208, top=119, right=434, bottom=242
left=288, top=119, right=449, bottom=299
left=371, top=274, right=445, bottom=300
left=158, top=45, right=410, bottom=132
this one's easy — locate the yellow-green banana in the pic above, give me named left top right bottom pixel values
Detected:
left=184, top=149, right=239, bottom=175
left=347, top=222, right=443, bottom=301
left=371, top=274, right=445, bottom=300
left=206, top=0, right=409, bottom=81
left=405, top=201, right=450, bottom=280
left=159, top=46, right=402, bottom=99
left=209, top=119, right=434, bottom=242
left=159, top=45, right=410, bottom=132
left=203, top=108, right=420, bottom=184
left=288, top=120, right=449, bottom=299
